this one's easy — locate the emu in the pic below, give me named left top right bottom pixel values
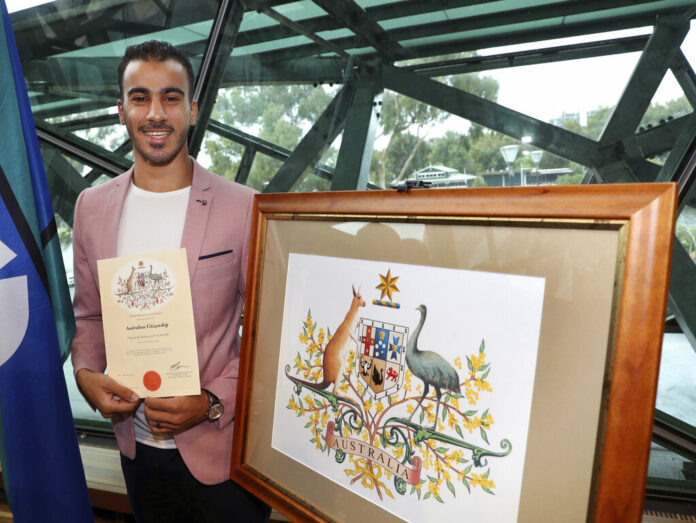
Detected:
left=148, top=264, right=164, bottom=286
left=406, top=304, right=461, bottom=430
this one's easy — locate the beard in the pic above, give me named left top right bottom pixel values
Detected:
left=131, top=123, right=190, bottom=166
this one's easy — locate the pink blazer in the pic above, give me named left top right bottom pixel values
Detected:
left=71, top=159, right=256, bottom=485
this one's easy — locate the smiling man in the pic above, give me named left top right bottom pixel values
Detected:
left=70, top=40, right=269, bottom=522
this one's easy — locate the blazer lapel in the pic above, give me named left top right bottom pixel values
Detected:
left=100, top=166, right=134, bottom=260
left=181, top=160, right=212, bottom=277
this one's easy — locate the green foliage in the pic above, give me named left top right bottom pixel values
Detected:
left=204, top=84, right=337, bottom=191
left=640, top=96, right=692, bottom=129
left=554, top=173, right=585, bottom=186
left=56, top=214, right=73, bottom=249
left=470, top=176, right=487, bottom=188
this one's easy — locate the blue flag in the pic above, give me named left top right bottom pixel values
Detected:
left=0, top=1, right=93, bottom=521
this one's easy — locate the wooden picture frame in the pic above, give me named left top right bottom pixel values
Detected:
left=231, top=184, right=676, bottom=522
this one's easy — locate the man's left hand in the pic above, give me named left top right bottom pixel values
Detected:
left=144, top=392, right=209, bottom=435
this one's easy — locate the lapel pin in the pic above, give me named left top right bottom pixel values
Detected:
left=196, top=199, right=208, bottom=206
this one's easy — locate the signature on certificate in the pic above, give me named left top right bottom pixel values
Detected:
left=169, top=361, right=191, bottom=371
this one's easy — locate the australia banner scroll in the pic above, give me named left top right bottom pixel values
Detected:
left=97, top=248, right=200, bottom=397
left=324, top=421, right=422, bottom=486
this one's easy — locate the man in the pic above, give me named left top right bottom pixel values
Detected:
left=70, top=40, right=269, bottom=522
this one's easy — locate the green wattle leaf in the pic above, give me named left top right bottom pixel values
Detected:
left=480, top=426, right=489, bottom=444
left=446, top=479, right=456, bottom=497
left=462, top=477, right=471, bottom=493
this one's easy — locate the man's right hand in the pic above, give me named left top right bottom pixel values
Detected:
left=75, top=369, right=140, bottom=418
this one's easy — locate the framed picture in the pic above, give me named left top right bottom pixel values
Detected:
left=231, top=184, right=676, bottom=522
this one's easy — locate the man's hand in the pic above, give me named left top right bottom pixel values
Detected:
left=144, top=392, right=209, bottom=435
left=75, top=369, right=140, bottom=418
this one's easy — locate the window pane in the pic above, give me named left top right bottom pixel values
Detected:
left=45, top=144, right=114, bottom=431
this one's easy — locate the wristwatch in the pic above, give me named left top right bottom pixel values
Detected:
left=204, top=389, right=223, bottom=422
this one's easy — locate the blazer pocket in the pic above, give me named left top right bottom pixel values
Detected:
left=195, top=258, right=239, bottom=322
left=197, top=249, right=235, bottom=267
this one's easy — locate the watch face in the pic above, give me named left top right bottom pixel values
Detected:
left=207, top=403, right=224, bottom=421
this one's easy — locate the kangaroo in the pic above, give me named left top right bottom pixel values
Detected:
left=125, top=266, right=136, bottom=294
left=296, top=285, right=365, bottom=394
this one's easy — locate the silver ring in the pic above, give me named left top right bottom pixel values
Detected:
left=155, top=421, right=161, bottom=429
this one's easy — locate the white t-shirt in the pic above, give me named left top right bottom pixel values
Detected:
left=116, top=181, right=190, bottom=449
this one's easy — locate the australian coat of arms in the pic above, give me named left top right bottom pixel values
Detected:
left=282, top=265, right=513, bottom=506
left=113, top=259, right=174, bottom=312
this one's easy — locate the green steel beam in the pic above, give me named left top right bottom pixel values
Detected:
left=235, top=0, right=501, bottom=49
left=596, top=143, right=667, bottom=184
left=331, top=64, right=382, bottom=190
left=258, top=9, right=678, bottom=64
left=594, top=161, right=640, bottom=184
left=235, top=146, right=256, bottom=185
left=189, top=0, right=244, bottom=158
left=222, top=34, right=647, bottom=86
left=311, top=0, right=406, bottom=62
left=625, top=157, right=661, bottom=182
left=384, top=0, right=654, bottom=54
left=240, top=0, right=661, bottom=62
left=35, top=118, right=131, bottom=176
left=10, top=1, right=217, bottom=63
left=645, top=477, right=696, bottom=503
left=208, top=119, right=296, bottom=162
left=32, top=100, right=112, bottom=120
left=221, top=56, right=346, bottom=85
left=234, top=0, right=293, bottom=10
left=667, top=239, right=696, bottom=354
left=670, top=50, right=696, bottom=108
left=405, top=35, right=650, bottom=77
left=57, top=113, right=119, bottom=132
left=385, top=12, right=687, bottom=64
left=40, top=143, right=90, bottom=228
left=599, top=18, right=690, bottom=146
left=258, top=6, right=352, bottom=60
left=653, top=409, right=696, bottom=462
left=24, top=31, right=650, bottom=93
left=665, top=127, right=696, bottom=358
left=626, top=114, right=690, bottom=159
left=263, top=81, right=357, bottom=193
left=657, top=114, right=696, bottom=185
left=84, top=139, right=133, bottom=184
left=381, top=64, right=605, bottom=168
left=207, top=118, right=380, bottom=189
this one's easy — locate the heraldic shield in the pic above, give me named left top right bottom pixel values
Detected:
left=357, top=318, right=408, bottom=399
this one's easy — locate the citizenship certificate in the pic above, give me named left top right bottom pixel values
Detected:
left=97, top=248, right=200, bottom=397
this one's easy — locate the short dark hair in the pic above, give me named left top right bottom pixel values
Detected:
left=117, top=40, right=195, bottom=100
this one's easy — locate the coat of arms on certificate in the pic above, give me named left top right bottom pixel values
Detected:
left=272, top=253, right=545, bottom=522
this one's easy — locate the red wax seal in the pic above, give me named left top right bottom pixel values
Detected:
left=143, top=371, right=162, bottom=391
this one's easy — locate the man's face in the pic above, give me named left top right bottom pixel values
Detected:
left=118, top=59, right=198, bottom=166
